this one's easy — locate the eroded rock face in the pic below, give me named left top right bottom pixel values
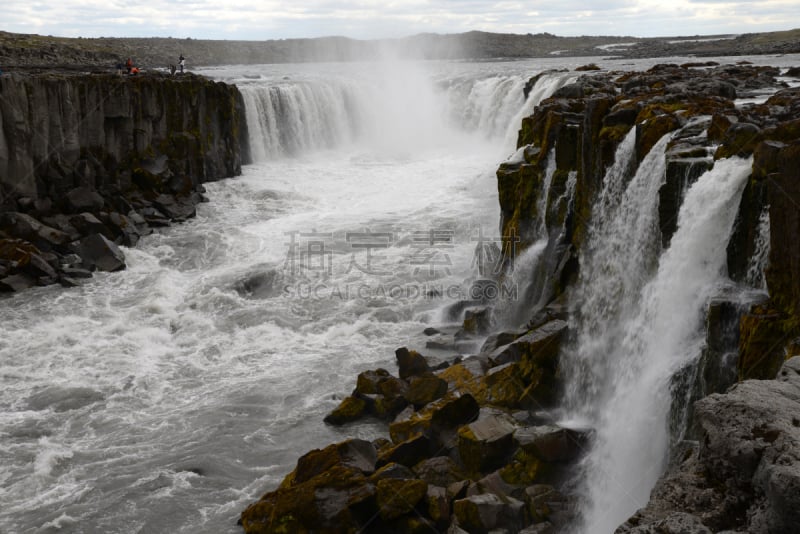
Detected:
left=618, top=357, right=800, bottom=534
left=242, top=63, right=800, bottom=534
left=0, top=72, right=247, bottom=292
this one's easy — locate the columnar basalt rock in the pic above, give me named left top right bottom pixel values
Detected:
left=0, top=71, right=248, bottom=291
left=240, top=63, right=800, bottom=534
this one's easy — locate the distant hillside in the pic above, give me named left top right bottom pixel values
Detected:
left=1, top=28, right=799, bottom=69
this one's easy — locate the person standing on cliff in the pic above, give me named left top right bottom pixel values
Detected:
left=179, top=54, right=185, bottom=74
left=125, top=57, right=133, bottom=74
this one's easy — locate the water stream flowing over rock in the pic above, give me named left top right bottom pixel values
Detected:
left=2, top=56, right=800, bottom=534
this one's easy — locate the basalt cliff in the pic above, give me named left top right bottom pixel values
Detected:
left=0, top=72, right=248, bottom=291
left=239, top=64, right=800, bottom=533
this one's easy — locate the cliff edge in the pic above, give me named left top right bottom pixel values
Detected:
left=0, top=71, right=248, bottom=291
left=238, top=63, right=800, bottom=533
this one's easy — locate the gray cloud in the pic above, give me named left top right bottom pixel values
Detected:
left=3, top=0, right=799, bottom=39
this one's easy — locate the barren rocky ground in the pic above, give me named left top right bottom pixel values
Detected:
left=1, top=28, right=799, bottom=70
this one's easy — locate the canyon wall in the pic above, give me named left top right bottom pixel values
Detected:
left=237, top=64, right=800, bottom=534
left=0, top=72, right=248, bottom=290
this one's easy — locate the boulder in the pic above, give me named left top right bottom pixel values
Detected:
left=514, top=424, right=591, bottom=463
left=106, top=212, right=140, bottom=246
left=462, top=307, right=493, bottom=336
left=60, top=267, right=93, bottom=279
left=25, top=252, right=57, bottom=279
left=69, top=212, right=112, bottom=238
left=457, top=414, right=517, bottom=473
left=469, top=470, right=524, bottom=500
left=482, top=362, right=528, bottom=408
left=292, top=439, right=377, bottom=485
left=377, top=434, right=432, bottom=468
left=355, top=368, right=391, bottom=394
left=447, top=480, right=470, bottom=501
left=324, top=396, right=368, bottom=425
left=395, top=347, right=430, bottom=379
left=0, top=212, right=71, bottom=250
left=369, top=462, right=415, bottom=482
left=426, top=485, right=451, bottom=527
left=139, top=207, right=171, bottom=227
left=452, top=493, right=526, bottom=533
left=425, top=334, right=456, bottom=351
left=0, top=273, right=37, bottom=292
left=488, top=320, right=567, bottom=407
left=405, top=375, right=448, bottom=408
left=715, top=122, right=762, bottom=159
left=480, top=330, right=523, bottom=354
left=65, top=187, right=104, bottom=213
left=375, top=478, right=427, bottom=520
left=350, top=369, right=409, bottom=419
left=389, top=394, right=480, bottom=446
left=524, top=484, right=567, bottom=524
left=240, top=465, right=375, bottom=533
left=74, top=233, right=126, bottom=272
left=413, top=456, right=468, bottom=487
left=153, top=194, right=197, bottom=221
left=490, top=320, right=567, bottom=367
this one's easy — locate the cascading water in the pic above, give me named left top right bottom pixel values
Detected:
left=499, top=150, right=557, bottom=327
left=746, top=206, right=771, bottom=290
left=565, top=152, right=754, bottom=534
left=240, top=64, right=577, bottom=160
left=241, top=81, right=365, bottom=158
left=0, top=59, right=577, bottom=534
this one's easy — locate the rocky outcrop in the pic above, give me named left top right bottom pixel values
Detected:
left=617, top=357, right=800, bottom=534
left=239, top=63, right=800, bottom=533
left=500, top=63, right=800, bottom=369
left=0, top=71, right=248, bottom=291
left=241, top=321, right=583, bottom=533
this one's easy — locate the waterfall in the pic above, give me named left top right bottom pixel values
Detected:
left=745, top=206, right=771, bottom=290
left=240, top=67, right=577, bottom=160
left=501, top=150, right=558, bottom=326
left=564, top=129, right=664, bottom=409
left=240, top=81, right=365, bottom=159
left=536, top=151, right=558, bottom=236
left=568, top=156, right=753, bottom=534
left=502, top=72, right=578, bottom=148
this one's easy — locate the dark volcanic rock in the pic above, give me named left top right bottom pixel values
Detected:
left=65, top=187, right=105, bottom=213
left=453, top=492, right=526, bottom=533
left=395, top=347, right=431, bottom=379
left=618, top=357, right=800, bottom=533
left=294, top=439, right=377, bottom=484
left=74, top=233, right=125, bottom=272
left=0, top=71, right=247, bottom=293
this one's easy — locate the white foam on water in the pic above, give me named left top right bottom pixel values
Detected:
left=0, top=60, right=577, bottom=534
left=570, top=156, right=753, bottom=533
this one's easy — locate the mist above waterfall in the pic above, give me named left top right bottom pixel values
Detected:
left=228, top=59, right=578, bottom=160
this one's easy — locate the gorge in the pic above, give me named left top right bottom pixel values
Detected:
left=1, top=55, right=799, bottom=534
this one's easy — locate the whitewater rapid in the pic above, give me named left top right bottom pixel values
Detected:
left=2, top=54, right=794, bottom=534
left=0, top=58, right=576, bottom=534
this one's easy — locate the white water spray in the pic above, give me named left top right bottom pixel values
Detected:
left=571, top=156, right=753, bottom=533
left=565, top=129, right=666, bottom=407
left=745, top=206, right=770, bottom=290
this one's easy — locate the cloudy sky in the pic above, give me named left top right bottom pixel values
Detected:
left=5, top=0, right=800, bottom=40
